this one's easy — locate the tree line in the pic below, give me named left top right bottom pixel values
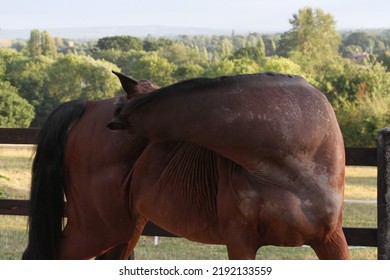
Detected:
left=1, top=7, right=389, bottom=146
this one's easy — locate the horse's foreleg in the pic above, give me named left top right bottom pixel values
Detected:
left=95, top=243, right=134, bottom=260
left=226, top=244, right=258, bottom=260
left=224, top=225, right=260, bottom=260
left=310, top=227, right=351, bottom=260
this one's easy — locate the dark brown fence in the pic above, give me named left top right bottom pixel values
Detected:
left=1, top=127, right=389, bottom=259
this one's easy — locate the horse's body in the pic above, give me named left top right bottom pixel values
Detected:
left=110, top=73, right=350, bottom=259
left=23, top=73, right=158, bottom=259
left=23, top=71, right=350, bottom=259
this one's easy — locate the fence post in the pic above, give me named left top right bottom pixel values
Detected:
left=377, top=128, right=390, bottom=260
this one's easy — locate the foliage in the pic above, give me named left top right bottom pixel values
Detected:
left=3, top=55, right=54, bottom=126
left=96, top=36, right=143, bottom=52
left=1, top=19, right=390, bottom=145
left=261, top=56, right=302, bottom=75
left=277, top=7, right=340, bottom=74
left=378, top=49, right=390, bottom=70
left=0, top=81, right=35, bottom=127
left=129, top=51, right=177, bottom=86
left=174, top=63, right=204, bottom=81
left=336, top=96, right=390, bottom=147
left=232, top=47, right=265, bottom=63
left=343, top=32, right=375, bottom=53
left=143, top=37, right=174, bottom=52
left=318, top=58, right=369, bottom=105
left=41, top=30, right=57, bottom=58
left=39, top=55, right=120, bottom=125
left=28, top=29, right=41, bottom=57
left=1, top=49, right=120, bottom=126
left=46, top=54, right=121, bottom=101
left=27, top=29, right=57, bottom=58
left=325, top=59, right=390, bottom=146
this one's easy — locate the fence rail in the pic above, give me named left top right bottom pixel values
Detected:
left=1, top=128, right=389, bottom=259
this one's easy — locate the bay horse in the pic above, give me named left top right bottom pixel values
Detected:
left=22, top=72, right=159, bottom=259
left=108, top=72, right=351, bottom=259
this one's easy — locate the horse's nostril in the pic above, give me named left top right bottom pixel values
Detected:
left=107, top=119, right=127, bottom=130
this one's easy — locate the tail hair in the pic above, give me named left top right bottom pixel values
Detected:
left=22, top=100, right=86, bottom=259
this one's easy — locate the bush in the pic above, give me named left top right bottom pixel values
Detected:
left=0, top=81, right=35, bottom=128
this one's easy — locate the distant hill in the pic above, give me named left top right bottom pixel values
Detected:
left=0, top=25, right=239, bottom=40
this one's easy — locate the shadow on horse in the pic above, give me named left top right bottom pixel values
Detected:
left=23, top=72, right=350, bottom=260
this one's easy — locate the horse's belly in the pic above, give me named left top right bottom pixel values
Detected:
left=135, top=199, right=224, bottom=244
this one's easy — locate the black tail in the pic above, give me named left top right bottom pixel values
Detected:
left=22, top=100, right=86, bottom=259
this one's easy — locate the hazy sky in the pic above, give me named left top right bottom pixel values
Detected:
left=1, top=0, right=389, bottom=32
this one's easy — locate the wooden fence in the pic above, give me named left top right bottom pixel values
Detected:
left=1, top=127, right=390, bottom=259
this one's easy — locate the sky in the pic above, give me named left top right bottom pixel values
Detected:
left=1, top=0, right=389, bottom=33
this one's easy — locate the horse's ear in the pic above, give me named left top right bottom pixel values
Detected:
left=112, top=70, right=139, bottom=95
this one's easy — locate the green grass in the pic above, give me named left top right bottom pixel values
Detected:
left=0, top=145, right=34, bottom=200
left=0, top=145, right=378, bottom=260
left=0, top=216, right=28, bottom=259
left=344, top=166, right=376, bottom=200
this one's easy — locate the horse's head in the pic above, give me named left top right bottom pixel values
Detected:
left=107, top=71, right=159, bottom=131
left=107, top=96, right=128, bottom=130
left=112, top=70, right=159, bottom=99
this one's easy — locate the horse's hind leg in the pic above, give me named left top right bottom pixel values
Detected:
left=58, top=216, right=147, bottom=259
left=310, top=227, right=351, bottom=260
left=96, top=216, right=148, bottom=260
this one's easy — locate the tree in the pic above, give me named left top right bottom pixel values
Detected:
left=27, top=30, right=57, bottom=57
left=46, top=54, right=121, bottom=101
left=206, top=57, right=259, bottom=77
left=143, top=37, right=173, bottom=51
left=174, top=63, right=204, bottom=80
left=258, top=37, right=266, bottom=58
left=262, top=56, right=303, bottom=75
left=28, top=29, right=41, bottom=56
left=130, top=52, right=177, bottom=86
left=343, top=32, right=374, bottom=53
left=341, top=45, right=363, bottom=58
left=41, top=30, right=57, bottom=57
left=336, top=87, right=390, bottom=147
left=11, top=41, right=27, bottom=52
left=220, top=38, right=234, bottom=58
left=4, top=51, right=121, bottom=126
left=96, top=36, right=143, bottom=52
left=378, top=49, right=390, bottom=70
left=4, top=55, right=54, bottom=126
left=319, top=58, right=390, bottom=147
left=158, top=42, right=204, bottom=66
left=0, top=81, right=35, bottom=127
left=263, top=35, right=277, bottom=55
left=318, top=58, right=389, bottom=105
left=277, top=7, right=340, bottom=73
left=232, top=47, right=265, bottom=63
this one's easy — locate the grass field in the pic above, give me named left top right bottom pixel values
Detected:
left=0, top=145, right=378, bottom=260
